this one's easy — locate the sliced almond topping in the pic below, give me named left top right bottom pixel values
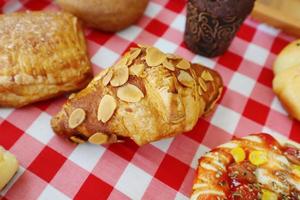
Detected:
left=166, top=53, right=181, bottom=60
left=127, top=58, right=134, bottom=67
left=198, top=77, right=208, bottom=92
left=177, top=70, right=195, bottom=88
left=110, top=66, right=129, bottom=87
left=102, top=70, right=113, bottom=86
left=115, top=57, right=128, bottom=68
left=176, top=59, right=191, bottom=70
left=198, top=86, right=203, bottom=96
left=163, top=60, right=175, bottom=71
left=0, top=151, right=3, bottom=162
left=117, top=83, right=144, bottom=102
left=68, top=93, right=76, bottom=100
left=145, top=47, right=166, bottom=67
left=129, top=48, right=141, bottom=61
left=88, top=132, right=109, bottom=144
left=137, top=44, right=151, bottom=49
left=140, top=71, right=147, bottom=78
left=70, top=136, right=85, bottom=144
left=129, top=64, right=145, bottom=76
left=108, top=134, right=118, bottom=143
left=128, top=48, right=141, bottom=66
left=130, top=47, right=139, bottom=51
left=97, top=95, right=117, bottom=123
left=94, top=68, right=109, bottom=82
left=68, top=108, right=86, bottom=129
left=201, top=70, right=214, bottom=82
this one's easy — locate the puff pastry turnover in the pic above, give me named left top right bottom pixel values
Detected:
left=0, top=11, right=92, bottom=107
left=51, top=46, right=223, bottom=145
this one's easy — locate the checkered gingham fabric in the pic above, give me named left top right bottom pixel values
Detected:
left=0, top=0, right=299, bottom=200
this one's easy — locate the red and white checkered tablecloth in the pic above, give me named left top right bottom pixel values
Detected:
left=0, top=0, right=300, bottom=199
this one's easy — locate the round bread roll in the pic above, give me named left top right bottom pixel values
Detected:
left=57, top=0, right=149, bottom=32
left=0, top=147, right=19, bottom=190
left=273, top=39, right=300, bottom=75
left=273, top=65, right=300, bottom=121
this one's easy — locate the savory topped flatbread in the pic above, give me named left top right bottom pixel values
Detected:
left=191, top=133, right=300, bottom=200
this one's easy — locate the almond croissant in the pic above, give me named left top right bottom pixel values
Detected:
left=51, top=46, right=223, bottom=145
left=0, top=11, right=92, bottom=107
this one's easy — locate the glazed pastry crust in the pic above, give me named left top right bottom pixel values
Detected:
left=0, top=11, right=93, bottom=107
left=51, top=46, right=223, bottom=146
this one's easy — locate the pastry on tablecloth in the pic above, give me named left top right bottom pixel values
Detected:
left=273, top=39, right=300, bottom=121
left=51, top=45, right=223, bottom=146
left=273, top=39, right=300, bottom=75
left=57, top=0, right=149, bottom=32
left=0, top=146, right=19, bottom=191
left=191, top=133, right=300, bottom=200
left=0, top=11, right=92, bottom=107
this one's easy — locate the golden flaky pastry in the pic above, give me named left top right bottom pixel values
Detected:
left=273, top=39, right=300, bottom=75
left=273, top=39, right=300, bottom=121
left=273, top=65, right=300, bottom=121
left=51, top=46, right=223, bottom=145
left=0, top=11, right=93, bottom=107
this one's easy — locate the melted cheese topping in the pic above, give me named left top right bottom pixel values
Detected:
left=218, top=142, right=238, bottom=149
left=192, top=183, right=208, bottom=189
left=243, top=135, right=263, bottom=143
left=200, top=162, right=218, bottom=172
left=191, top=190, right=225, bottom=200
left=266, top=152, right=290, bottom=170
left=256, top=168, right=289, bottom=193
left=203, top=153, right=227, bottom=170
left=287, top=177, right=300, bottom=190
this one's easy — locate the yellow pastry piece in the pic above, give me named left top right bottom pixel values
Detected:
left=261, top=189, right=278, bottom=200
left=0, top=11, right=92, bottom=107
left=292, top=165, right=300, bottom=177
left=230, top=147, right=246, bottom=163
left=0, top=147, right=19, bottom=190
left=273, top=39, right=300, bottom=75
left=249, top=150, right=268, bottom=166
left=273, top=65, right=300, bottom=121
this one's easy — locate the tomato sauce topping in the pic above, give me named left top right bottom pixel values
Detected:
left=228, top=161, right=256, bottom=187
left=229, top=184, right=261, bottom=200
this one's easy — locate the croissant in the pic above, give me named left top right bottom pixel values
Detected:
left=51, top=45, right=223, bottom=145
left=0, top=11, right=92, bottom=107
